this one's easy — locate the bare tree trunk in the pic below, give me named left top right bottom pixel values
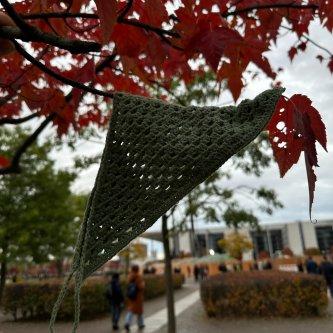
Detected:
left=0, top=259, right=7, bottom=305
left=188, top=194, right=198, bottom=257
left=55, top=258, right=63, bottom=277
left=162, top=214, right=176, bottom=333
left=125, top=252, right=130, bottom=277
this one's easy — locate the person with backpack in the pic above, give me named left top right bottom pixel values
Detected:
left=106, top=273, right=124, bottom=331
left=124, top=265, right=145, bottom=331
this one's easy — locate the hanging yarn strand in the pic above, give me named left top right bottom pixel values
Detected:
left=49, top=191, right=93, bottom=333
left=50, top=87, right=285, bottom=332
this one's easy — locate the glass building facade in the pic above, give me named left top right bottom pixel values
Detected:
left=315, top=226, right=333, bottom=252
left=251, top=229, right=284, bottom=258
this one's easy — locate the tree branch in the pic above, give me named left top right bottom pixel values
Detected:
left=118, top=0, right=134, bottom=21
left=149, top=79, right=186, bottom=106
left=281, top=25, right=333, bottom=57
left=222, top=3, right=319, bottom=18
left=12, top=41, right=114, bottom=99
left=303, top=35, right=333, bottom=57
left=118, top=17, right=180, bottom=38
left=0, top=95, right=12, bottom=108
left=0, top=0, right=33, bottom=32
left=0, top=0, right=100, bottom=53
left=0, top=26, right=101, bottom=54
left=43, top=17, right=61, bottom=36
left=0, top=112, right=42, bottom=125
left=21, top=11, right=180, bottom=39
left=0, top=113, right=56, bottom=175
left=63, top=19, right=99, bottom=34
left=95, top=53, right=118, bottom=73
left=21, top=12, right=98, bottom=20
left=20, top=9, right=181, bottom=53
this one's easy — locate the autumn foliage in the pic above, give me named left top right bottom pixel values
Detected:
left=218, top=232, right=253, bottom=260
left=0, top=0, right=330, bottom=215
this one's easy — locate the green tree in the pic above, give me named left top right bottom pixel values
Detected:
left=0, top=127, right=85, bottom=302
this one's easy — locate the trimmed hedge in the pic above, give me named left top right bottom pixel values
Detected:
left=200, top=271, right=328, bottom=317
left=3, top=273, right=184, bottom=320
left=143, top=273, right=184, bottom=299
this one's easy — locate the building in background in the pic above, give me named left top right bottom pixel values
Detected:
left=143, top=220, right=333, bottom=259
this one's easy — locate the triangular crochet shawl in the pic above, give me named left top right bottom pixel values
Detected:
left=50, top=86, right=284, bottom=332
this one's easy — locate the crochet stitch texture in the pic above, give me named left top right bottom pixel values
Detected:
left=50, top=86, right=284, bottom=332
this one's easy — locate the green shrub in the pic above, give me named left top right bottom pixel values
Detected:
left=200, top=271, right=328, bottom=317
left=3, top=274, right=184, bottom=320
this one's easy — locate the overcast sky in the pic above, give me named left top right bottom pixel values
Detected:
left=53, top=20, right=332, bottom=235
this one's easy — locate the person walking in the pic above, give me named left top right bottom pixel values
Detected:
left=218, top=263, right=227, bottom=273
left=305, top=256, right=318, bottom=274
left=194, top=264, right=200, bottom=282
left=106, top=273, right=124, bottom=331
left=297, top=258, right=304, bottom=272
left=124, top=265, right=145, bottom=331
left=319, top=255, right=333, bottom=297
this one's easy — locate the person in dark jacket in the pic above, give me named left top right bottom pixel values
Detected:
left=218, top=263, right=228, bottom=273
left=263, top=260, right=273, bottom=270
left=106, top=273, right=124, bottom=331
left=297, top=258, right=304, bottom=272
left=305, top=256, right=318, bottom=274
left=319, top=255, right=333, bottom=297
left=194, top=265, right=200, bottom=282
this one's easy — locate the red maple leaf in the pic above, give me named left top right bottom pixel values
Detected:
left=137, top=0, right=169, bottom=26
left=218, top=61, right=244, bottom=101
left=68, top=0, right=89, bottom=12
left=288, top=46, right=298, bottom=62
left=112, top=24, right=148, bottom=58
left=318, top=0, right=333, bottom=32
left=297, top=42, right=307, bottom=51
left=94, top=0, right=118, bottom=43
left=186, top=24, right=243, bottom=71
left=240, top=42, right=276, bottom=79
left=328, top=58, right=333, bottom=73
left=266, top=94, right=327, bottom=219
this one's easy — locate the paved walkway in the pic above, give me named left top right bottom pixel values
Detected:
left=144, top=290, right=199, bottom=333
left=1, top=279, right=333, bottom=333
left=157, top=288, right=333, bottom=333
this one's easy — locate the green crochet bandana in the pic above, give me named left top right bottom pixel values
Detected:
left=50, top=86, right=284, bottom=332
